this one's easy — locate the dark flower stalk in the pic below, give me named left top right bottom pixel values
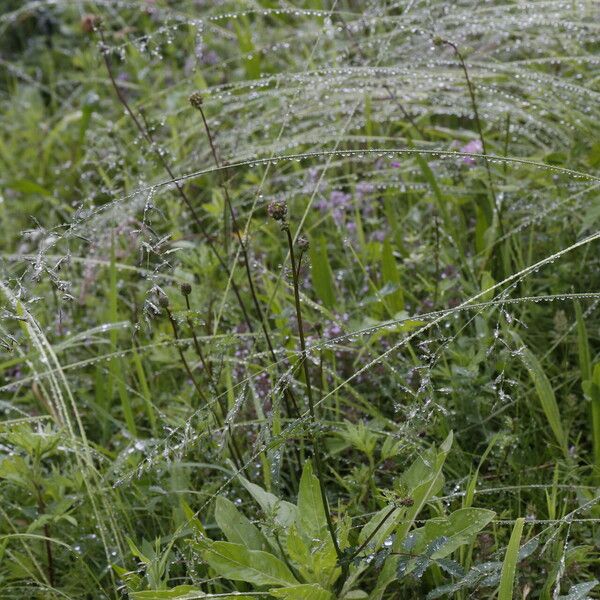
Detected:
left=270, top=203, right=346, bottom=583
left=189, top=93, right=301, bottom=419
left=159, top=294, right=246, bottom=475
left=97, top=25, right=254, bottom=332
left=434, top=36, right=504, bottom=237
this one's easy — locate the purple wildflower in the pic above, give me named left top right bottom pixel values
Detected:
left=460, top=139, right=483, bottom=166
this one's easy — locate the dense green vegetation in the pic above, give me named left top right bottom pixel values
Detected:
left=1, top=1, right=600, bottom=598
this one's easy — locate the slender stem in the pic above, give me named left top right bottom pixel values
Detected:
left=98, top=28, right=254, bottom=332
left=442, top=39, right=504, bottom=237
left=346, top=503, right=398, bottom=563
left=194, top=101, right=301, bottom=418
left=184, top=295, right=213, bottom=380
left=284, top=227, right=345, bottom=575
left=166, top=306, right=247, bottom=475
left=503, top=113, right=511, bottom=178
left=166, top=307, right=208, bottom=406
left=35, top=484, right=55, bottom=588
left=433, top=215, right=440, bottom=307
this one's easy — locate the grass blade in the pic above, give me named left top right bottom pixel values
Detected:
left=498, top=517, right=524, bottom=600
left=511, top=332, right=567, bottom=456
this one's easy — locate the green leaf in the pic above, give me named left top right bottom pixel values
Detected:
left=9, top=179, right=52, bottom=197
left=557, top=580, right=598, bottom=600
left=511, top=333, right=567, bottom=455
left=481, top=271, right=495, bottom=302
left=497, top=517, right=524, bottom=600
left=269, top=584, right=333, bottom=600
left=201, top=541, right=298, bottom=587
left=181, top=501, right=206, bottom=536
left=131, top=586, right=203, bottom=599
left=239, top=476, right=297, bottom=528
left=214, top=496, right=268, bottom=552
left=297, top=461, right=327, bottom=541
left=381, top=238, right=404, bottom=313
left=408, top=508, right=496, bottom=559
left=590, top=364, right=600, bottom=478
left=370, top=432, right=453, bottom=600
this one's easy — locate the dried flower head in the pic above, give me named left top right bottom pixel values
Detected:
left=157, top=294, right=170, bottom=309
left=267, top=200, right=288, bottom=223
left=189, top=92, right=204, bottom=110
left=81, top=14, right=102, bottom=34
left=180, top=282, right=192, bottom=296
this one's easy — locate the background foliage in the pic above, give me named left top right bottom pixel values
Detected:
left=1, top=1, right=600, bottom=598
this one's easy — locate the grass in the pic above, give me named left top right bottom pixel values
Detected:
left=1, top=0, right=600, bottom=598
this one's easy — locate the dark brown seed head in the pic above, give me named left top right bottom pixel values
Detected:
left=267, top=200, right=287, bottom=222
left=180, top=282, right=192, bottom=296
left=158, top=294, right=170, bottom=309
left=81, top=14, right=102, bottom=34
left=189, top=92, right=204, bottom=110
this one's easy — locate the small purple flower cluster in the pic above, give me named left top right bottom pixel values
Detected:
left=315, top=190, right=352, bottom=222
left=459, top=139, right=483, bottom=166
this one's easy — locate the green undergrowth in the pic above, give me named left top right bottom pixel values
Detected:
left=1, top=1, right=600, bottom=598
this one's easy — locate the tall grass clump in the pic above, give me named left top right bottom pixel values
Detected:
left=1, top=1, right=600, bottom=598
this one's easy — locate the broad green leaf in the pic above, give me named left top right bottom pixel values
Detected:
left=126, top=537, right=151, bottom=564
left=239, top=476, right=297, bottom=528
left=9, top=179, right=52, bottom=196
left=287, top=523, right=339, bottom=589
left=408, top=508, right=495, bottom=559
left=297, top=461, right=327, bottom=541
left=214, top=496, right=268, bottom=552
left=371, top=432, right=453, bottom=600
left=201, top=541, right=298, bottom=587
left=511, top=333, right=567, bottom=455
left=112, top=564, right=142, bottom=592
left=269, top=584, right=333, bottom=600
left=557, top=580, right=599, bottom=600
left=131, top=586, right=203, bottom=599
left=497, top=517, right=524, bottom=600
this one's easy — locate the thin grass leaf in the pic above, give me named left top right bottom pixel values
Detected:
left=497, top=517, right=524, bottom=600
left=511, top=332, right=567, bottom=455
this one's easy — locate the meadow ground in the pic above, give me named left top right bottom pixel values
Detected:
left=1, top=1, right=600, bottom=598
